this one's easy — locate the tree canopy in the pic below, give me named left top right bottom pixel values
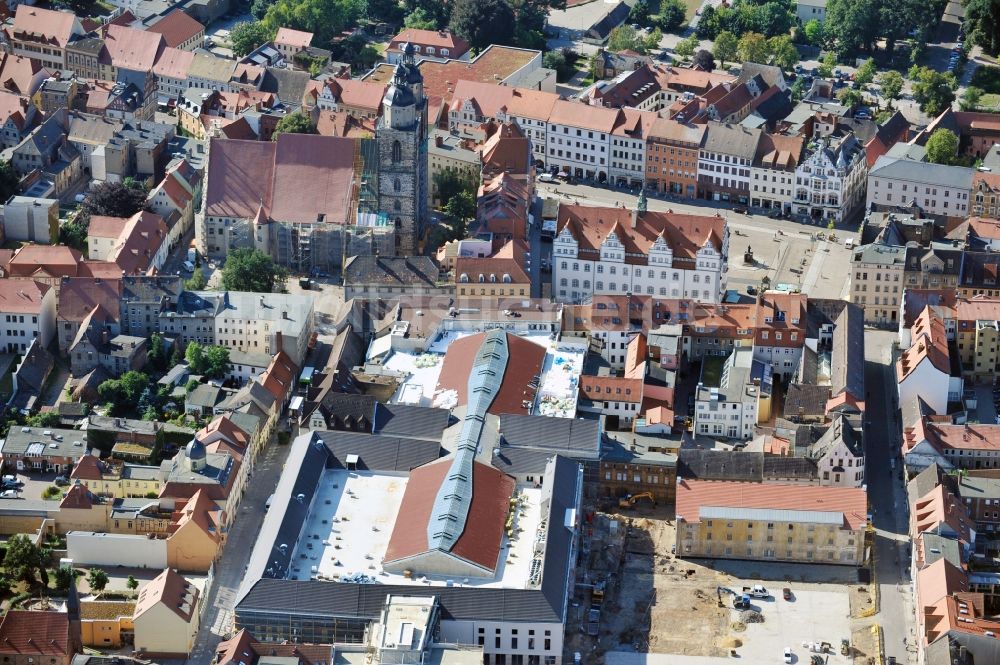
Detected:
left=229, top=21, right=273, bottom=57
left=261, top=0, right=364, bottom=48
left=606, top=25, right=661, bottom=55
left=877, top=70, right=904, bottom=104
left=925, top=129, right=960, bottom=165
left=273, top=111, right=316, bottom=138
left=185, top=342, right=231, bottom=378
left=449, top=0, right=515, bottom=52
left=87, top=568, right=109, bottom=594
left=98, top=371, right=150, bottom=411
left=221, top=248, right=288, bottom=293
left=909, top=65, right=957, bottom=116
left=0, top=161, right=19, bottom=203
left=694, top=0, right=795, bottom=40
left=655, top=0, right=686, bottom=32
left=692, top=49, right=716, bottom=72
left=82, top=180, right=149, bottom=219
left=4, top=535, right=44, bottom=585
left=712, top=30, right=738, bottom=66
left=965, top=0, right=1000, bottom=55
left=825, top=0, right=943, bottom=56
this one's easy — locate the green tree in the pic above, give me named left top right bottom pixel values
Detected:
left=98, top=371, right=150, bottom=407
left=674, top=34, right=700, bottom=59
left=825, top=0, right=878, bottom=55
left=434, top=170, right=478, bottom=208
left=965, top=0, right=1000, bottom=56
left=628, top=0, right=650, bottom=26
left=59, top=219, right=87, bottom=250
left=272, top=111, right=316, bottom=138
left=643, top=27, right=663, bottom=53
left=925, top=128, right=960, bottom=165
left=126, top=575, right=139, bottom=597
left=262, top=0, right=362, bottom=47
left=147, top=332, right=167, bottom=371
left=695, top=4, right=719, bottom=39
left=82, top=181, right=148, bottom=219
left=655, top=0, right=686, bottom=32
left=712, top=30, right=738, bottom=67
left=229, top=21, right=273, bottom=57
left=184, top=266, right=208, bottom=290
left=877, top=70, right=904, bottom=105
left=817, top=52, right=837, bottom=78
left=960, top=86, right=984, bottom=111
left=171, top=341, right=185, bottom=366
left=4, top=535, right=42, bottom=585
left=403, top=7, right=438, bottom=29
left=0, top=160, right=20, bottom=202
left=692, top=49, right=716, bottom=72
left=203, top=346, right=231, bottom=379
left=803, top=19, right=825, bottom=46
left=185, top=378, right=200, bottom=393
left=185, top=341, right=206, bottom=374
left=449, top=0, right=515, bottom=52
left=791, top=76, right=808, bottom=102
left=767, top=35, right=799, bottom=70
left=54, top=565, right=75, bottom=592
left=737, top=32, right=769, bottom=64
left=909, top=65, right=956, bottom=116
left=855, top=58, right=877, bottom=87
left=221, top=248, right=288, bottom=293
left=837, top=87, right=864, bottom=109
left=87, top=568, right=109, bottom=595
left=367, top=0, right=405, bottom=23
left=607, top=25, right=645, bottom=53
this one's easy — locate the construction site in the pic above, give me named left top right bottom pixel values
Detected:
left=567, top=501, right=881, bottom=665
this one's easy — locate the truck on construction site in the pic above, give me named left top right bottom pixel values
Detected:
left=591, top=580, right=605, bottom=605
left=742, top=585, right=770, bottom=599
left=733, top=593, right=751, bottom=610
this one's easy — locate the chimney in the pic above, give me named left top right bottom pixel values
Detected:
left=435, top=135, right=443, bottom=148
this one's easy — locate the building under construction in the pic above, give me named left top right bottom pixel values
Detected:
left=197, top=133, right=396, bottom=274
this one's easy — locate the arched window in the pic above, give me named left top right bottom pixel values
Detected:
left=502, top=274, right=511, bottom=283
left=394, top=178, right=401, bottom=192
left=478, top=274, right=485, bottom=283
left=459, top=273, right=469, bottom=283
left=394, top=217, right=402, bottom=229
left=391, top=141, right=402, bottom=163
left=490, top=274, right=497, bottom=283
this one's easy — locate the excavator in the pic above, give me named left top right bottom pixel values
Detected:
left=618, top=492, right=656, bottom=508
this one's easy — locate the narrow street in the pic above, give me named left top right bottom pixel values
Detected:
left=864, top=329, right=915, bottom=664
left=187, top=437, right=294, bottom=664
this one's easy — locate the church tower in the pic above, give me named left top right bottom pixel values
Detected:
left=377, top=42, right=427, bottom=255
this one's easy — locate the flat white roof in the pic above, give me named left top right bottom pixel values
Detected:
left=289, top=469, right=545, bottom=590
left=387, top=333, right=583, bottom=418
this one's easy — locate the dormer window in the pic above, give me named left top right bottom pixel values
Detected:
left=413, top=45, right=421, bottom=52
left=427, top=47, right=436, bottom=55
left=442, top=48, right=450, bottom=56
left=459, top=274, right=469, bottom=283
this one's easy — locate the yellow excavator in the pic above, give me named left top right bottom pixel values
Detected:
left=618, top=492, right=656, bottom=508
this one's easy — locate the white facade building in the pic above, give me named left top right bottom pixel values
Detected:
left=792, top=133, right=867, bottom=223
left=694, top=347, right=760, bottom=440
left=552, top=198, right=727, bottom=304
left=866, top=156, right=974, bottom=218
left=0, top=279, right=56, bottom=352
left=545, top=100, right=618, bottom=180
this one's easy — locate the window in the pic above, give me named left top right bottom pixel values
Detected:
left=391, top=140, right=402, bottom=163
left=394, top=178, right=401, bottom=192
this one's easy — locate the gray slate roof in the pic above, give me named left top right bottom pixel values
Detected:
left=869, top=155, right=975, bottom=189
left=343, top=256, right=440, bottom=288
left=315, top=430, right=442, bottom=472
left=702, top=122, right=761, bottom=160
left=498, top=414, right=601, bottom=457
left=831, top=303, right=865, bottom=400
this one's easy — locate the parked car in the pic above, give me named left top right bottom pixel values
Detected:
left=0, top=490, right=18, bottom=498
left=54, top=476, right=70, bottom=487
left=538, top=172, right=556, bottom=183
left=782, top=587, right=793, bottom=601
left=746, top=285, right=757, bottom=295
left=784, top=647, right=793, bottom=664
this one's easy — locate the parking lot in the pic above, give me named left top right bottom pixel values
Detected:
left=0, top=470, right=66, bottom=501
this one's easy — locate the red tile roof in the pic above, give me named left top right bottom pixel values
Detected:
left=0, top=279, right=49, bottom=314
left=56, top=277, right=122, bottom=324
left=675, top=479, right=868, bottom=530
left=323, top=78, right=386, bottom=112
left=436, top=331, right=545, bottom=416
left=152, top=45, right=194, bottom=80
left=0, top=610, right=71, bottom=656
left=549, top=99, right=619, bottom=133
left=88, top=214, right=128, bottom=239
left=0, top=52, right=45, bottom=96
left=580, top=375, right=643, bottom=402
left=205, top=134, right=356, bottom=224
left=134, top=567, right=199, bottom=622
left=557, top=204, right=726, bottom=265
left=12, top=6, right=79, bottom=48
left=388, top=28, right=470, bottom=57
left=898, top=306, right=951, bottom=381
left=8, top=244, right=83, bottom=278
left=146, top=9, right=203, bottom=49
left=274, top=27, right=313, bottom=50
left=449, top=80, right=559, bottom=123
left=59, top=483, right=95, bottom=509
left=105, top=24, right=164, bottom=72
left=384, top=458, right=515, bottom=574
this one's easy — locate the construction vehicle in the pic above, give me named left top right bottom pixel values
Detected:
left=733, top=593, right=751, bottom=610
left=618, top=492, right=656, bottom=508
left=591, top=580, right=605, bottom=605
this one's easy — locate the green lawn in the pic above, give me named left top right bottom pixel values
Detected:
left=682, top=0, right=702, bottom=20
left=980, top=93, right=1000, bottom=111
left=700, top=356, right=726, bottom=387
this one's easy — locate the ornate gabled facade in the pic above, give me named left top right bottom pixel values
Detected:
left=792, top=133, right=867, bottom=223
left=552, top=194, right=728, bottom=304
